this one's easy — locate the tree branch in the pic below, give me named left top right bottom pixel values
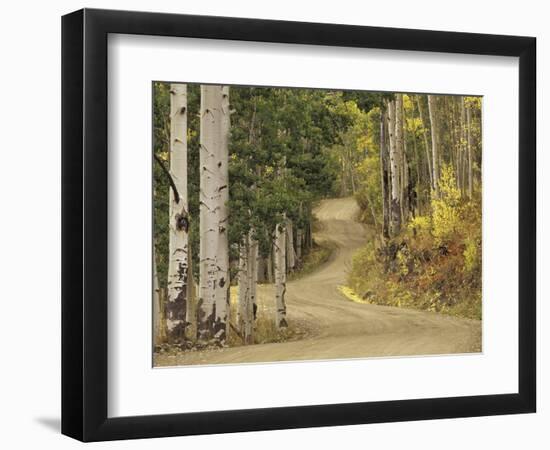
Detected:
left=153, top=152, right=180, bottom=204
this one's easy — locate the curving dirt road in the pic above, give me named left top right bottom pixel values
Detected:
left=156, top=197, right=481, bottom=366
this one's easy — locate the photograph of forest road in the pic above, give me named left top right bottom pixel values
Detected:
left=153, top=82, right=482, bottom=367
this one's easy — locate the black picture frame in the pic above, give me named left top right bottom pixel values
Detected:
left=62, top=8, right=536, bottom=442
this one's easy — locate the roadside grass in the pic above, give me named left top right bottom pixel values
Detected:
left=227, top=285, right=310, bottom=347
left=226, top=241, right=332, bottom=347
left=288, top=243, right=333, bottom=281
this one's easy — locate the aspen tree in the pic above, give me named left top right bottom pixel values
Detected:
left=428, top=95, right=440, bottom=197
left=166, top=84, right=189, bottom=343
left=197, top=85, right=230, bottom=345
left=387, top=99, right=401, bottom=236
left=274, top=222, right=287, bottom=328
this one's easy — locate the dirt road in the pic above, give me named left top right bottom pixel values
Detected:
left=156, top=197, right=481, bottom=366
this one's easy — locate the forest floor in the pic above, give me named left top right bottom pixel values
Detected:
left=155, top=197, right=481, bottom=367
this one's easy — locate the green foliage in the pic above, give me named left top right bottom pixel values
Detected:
left=153, top=84, right=483, bottom=327
left=154, top=84, right=358, bottom=283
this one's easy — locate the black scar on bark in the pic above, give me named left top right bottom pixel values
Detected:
left=196, top=301, right=226, bottom=345
left=175, top=213, right=189, bottom=232
left=279, top=318, right=288, bottom=328
left=212, top=316, right=226, bottom=346
left=166, top=288, right=187, bottom=344
left=196, top=297, right=211, bottom=343
left=219, top=277, right=226, bottom=288
left=253, top=303, right=258, bottom=320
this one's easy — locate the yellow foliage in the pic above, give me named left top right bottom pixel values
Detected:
left=408, top=215, right=432, bottom=236
left=463, top=238, right=479, bottom=273
left=431, top=165, right=462, bottom=244
left=338, top=285, right=369, bottom=304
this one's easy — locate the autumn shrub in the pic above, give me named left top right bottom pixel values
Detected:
left=431, top=165, right=462, bottom=244
left=347, top=166, right=482, bottom=320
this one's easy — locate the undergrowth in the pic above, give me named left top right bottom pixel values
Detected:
left=348, top=165, right=482, bottom=320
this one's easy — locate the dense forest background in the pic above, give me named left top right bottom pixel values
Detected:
left=153, top=82, right=482, bottom=351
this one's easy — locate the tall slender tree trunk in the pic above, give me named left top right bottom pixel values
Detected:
left=466, top=101, right=473, bottom=198
left=387, top=99, right=401, bottom=237
left=237, top=229, right=258, bottom=345
left=411, top=121, right=422, bottom=215
left=285, top=218, right=296, bottom=272
left=416, top=96, right=433, bottom=190
left=459, top=97, right=466, bottom=195
left=427, top=95, right=440, bottom=197
left=296, top=203, right=303, bottom=261
left=248, top=229, right=259, bottom=338
left=238, top=238, right=251, bottom=342
left=166, top=83, right=189, bottom=344
left=395, top=94, right=405, bottom=223
left=266, top=247, right=274, bottom=283
left=197, top=85, right=230, bottom=345
left=274, top=222, right=287, bottom=328
left=402, top=151, right=411, bottom=219
left=153, top=246, right=161, bottom=346
left=380, top=108, right=390, bottom=239
left=185, top=249, right=196, bottom=340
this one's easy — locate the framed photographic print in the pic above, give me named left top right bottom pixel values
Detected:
left=61, top=8, right=536, bottom=442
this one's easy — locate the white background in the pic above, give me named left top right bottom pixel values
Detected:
left=109, top=35, right=518, bottom=417
left=0, top=0, right=546, bottom=448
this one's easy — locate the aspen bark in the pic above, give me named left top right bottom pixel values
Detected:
left=387, top=99, right=401, bottom=237
left=266, top=249, right=274, bottom=283
left=274, top=223, right=288, bottom=328
left=285, top=218, right=296, bottom=271
left=153, top=246, right=161, bottom=346
left=427, top=95, right=440, bottom=197
left=459, top=97, right=466, bottom=195
left=380, top=108, right=390, bottom=239
left=410, top=114, right=421, bottom=215
left=166, top=83, right=189, bottom=344
left=197, top=85, right=230, bottom=345
left=248, top=229, right=259, bottom=341
left=236, top=228, right=258, bottom=345
left=416, top=96, right=433, bottom=190
left=395, top=94, right=405, bottom=222
left=238, top=239, right=251, bottom=342
left=466, top=101, right=473, bottom=198
left=185, top=249, right=196, bottom=340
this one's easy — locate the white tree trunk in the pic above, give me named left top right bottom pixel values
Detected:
left=198, top=85, right=230, bottom=345
left=166, top=83, right=189, bottom=344
left=387, top=99, right=401, bottom=236
left=238, top=228, right=258, bottom=344
left=428, top=95, right=440, bottom=197
left=395, top=93, right=404, bottom=199
left=248, top=229, right=259, bottom=326
left=238, top=239, right=251, bottom=341
left=274, top=223, right=288, bottom=328
left=466, top=101, right=473, bottom=198
left=285, top=218, right=296, bottom=271
left=416, top=96, right=433, bottom=190
left=266, top=250, right=274, bottom=283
